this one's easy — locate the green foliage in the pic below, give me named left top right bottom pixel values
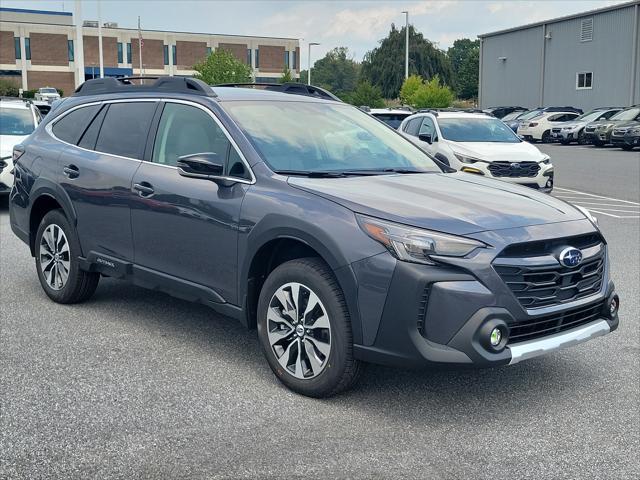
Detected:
left=279, top=68, right=293, bottom=83
left=447, top=39, right=479, bottom=99
left=299, top=69, right=308, bottom=84
left=308, top=47, right=359, bottom=96
left=399, top=75, right=423, bottom=105
left=56, top=88, right=64, bottom=97
left=402, top=75, right=454, bottom=108
left=192, top=49, right=252, bottom=85
left=361, top=25, right=453, bottom=99
left=343, top=80, right=385, bottom=108
left=21, top=89, right=37, bottom=99
left=0, top=78, right=20, bottom=97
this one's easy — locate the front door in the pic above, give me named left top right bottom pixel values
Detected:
left=130, top=101, right=252, bottom=304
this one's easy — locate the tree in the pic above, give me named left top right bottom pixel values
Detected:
left=447, top=39, right=479, bottom=99
left=279, top=68, right=294, bottom=83
left=361, top=25, right=453, bottom=99
left=192, top=49, right=252, bottom=85
left=402, top=75, right=454, bottom=108
left=399, top=75, right=423, bottom=105
left=343, top=80, right=385, bottom=108
left=307, top=47, right=359, bottom=96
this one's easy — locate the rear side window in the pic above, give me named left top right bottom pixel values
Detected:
left=95, top=102, right=156, bottom=159
left=52, top=104, right=100, bottom=144
left=78, top=106, right=107, bottom=150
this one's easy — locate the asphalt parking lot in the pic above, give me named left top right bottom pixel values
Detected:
left=1, top=145, right=639, bottom=479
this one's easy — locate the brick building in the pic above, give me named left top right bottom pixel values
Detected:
left=0, top=7, right=300, bottom=95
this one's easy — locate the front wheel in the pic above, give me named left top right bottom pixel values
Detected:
left=577, top=129, right=588, bottom=145
left=541, top=131, right=552, bottom=143
left=35, top=210, right=100, bottom=303
left=621, top=145, right=633, bottom=151
left=257, top=258, right=363, bottom=397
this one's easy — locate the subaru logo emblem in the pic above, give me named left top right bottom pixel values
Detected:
left=511, top=162, right=521, bottom=168
left=559, top=247, right=583, bottom=268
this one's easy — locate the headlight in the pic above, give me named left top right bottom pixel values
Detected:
left=630, top=128, right=640, bottom=134
left=454, top=153, right=486, bottom=164
left=562, top=126, right=577, bottom=131
left=539, top=155, right=551, bottom=165
left=598, top=124, right=613, bottom=130
left=357, top=214, right=487, bottom=265
left=575, top=206, right=598, bottom=227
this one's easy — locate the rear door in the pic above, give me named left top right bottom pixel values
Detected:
left=57, top=100, right=158, bottom=263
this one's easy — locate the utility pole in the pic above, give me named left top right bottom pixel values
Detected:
left=307, top=42, right=319, bottom=85
left=138, top=16, right=144, bottom=80
left=97, top=0, right=104, bottom=78
left=74, top=0, right=85, bottom=87
left=402, top=11, right=409, bottom=79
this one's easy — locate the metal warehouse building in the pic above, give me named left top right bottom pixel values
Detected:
left=478, top=0, right=640, bottom=111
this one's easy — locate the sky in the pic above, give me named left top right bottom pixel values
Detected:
left=1, top=0, right=629, bottom=67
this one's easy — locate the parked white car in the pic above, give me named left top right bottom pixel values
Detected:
left=368, top=107, right=414, bottom=129
left=34, top=87, right=61, bottom=103
left=0, top=99, right=40, bottom=194
left=517, top=111, right=580, bottom=143
left=398, top=111, right=554, bottom=192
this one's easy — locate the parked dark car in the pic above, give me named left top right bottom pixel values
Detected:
left=9, top=77, right=619, bottom=397
left=584, top=106, right=640, bottom=146
left=483, top=106, right=527, bottom=119
left=610, top=121, right=640, bottom=150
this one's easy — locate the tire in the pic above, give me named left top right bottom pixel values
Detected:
left=621, top=145, right=633, bottom=151
left=257, top=257, right=363, bottom=397
left=541, top=131, right=552, bottom=143
left=560, top=139, right=570, bottom=145
left=35, top=209, right=99, bottom=304
left=577, top=129, right=588, bottom=145
left=593, top=140, right=605, bottom=147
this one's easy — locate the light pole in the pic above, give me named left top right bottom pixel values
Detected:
left=402, top=10, right=409, bottom=79
left=308, top=42, right=320, bottom=85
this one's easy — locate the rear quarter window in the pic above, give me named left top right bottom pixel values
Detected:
left=52, top=104, right=101, bottom=144
left=95, top=102, right=157, bottom=159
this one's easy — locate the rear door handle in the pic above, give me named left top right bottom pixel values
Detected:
left=63, top=164, right=79, bottom=178
left=133, top=182, right=155, bottom=197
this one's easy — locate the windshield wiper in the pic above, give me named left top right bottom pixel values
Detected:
left=274, top=170, right=347, bottom=178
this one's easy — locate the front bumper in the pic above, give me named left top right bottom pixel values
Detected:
left=460, top=161, right=553, bottom=192
left=351, top=220, right=618, bottom=368
left=0, top=157, right=14, bottom=194
left=552, top=129, right=579, bottom=141
left=613, top=134, right=639, bottom=147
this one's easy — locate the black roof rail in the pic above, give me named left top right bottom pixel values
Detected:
left=417, top=109, right=438, bottom=116
left=214, top=82, right=342, bottom=101
left=73, top=76, right=217, bottom=97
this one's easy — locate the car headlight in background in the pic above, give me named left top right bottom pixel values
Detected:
left=539, top=155, right=551, bottom=165
left=629, top=128, right=640, bottom=135
left=598, top=124, right=613, bottom=130
left=562, top=125, right=578, bottom=131
left=454, top=153, right=486, bottom=164
left=357, top=215, right=487, bottom=265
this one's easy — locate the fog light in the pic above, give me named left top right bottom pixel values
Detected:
left=546, top=179, right=553, bottom=188
left=610, top=297, right=618, bottom=315
left=490, top=327, right=502, bottom=347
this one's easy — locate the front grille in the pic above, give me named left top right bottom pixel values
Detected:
left=494, top=234, right=605, bottom=309
left=508, top=301, right=605, bottom=344
left=585, top=126, right=596, bottom=133
left=487, top=161, right=540, bottom=178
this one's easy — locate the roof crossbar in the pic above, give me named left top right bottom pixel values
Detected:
left=214, top=82, right=342, bottom=101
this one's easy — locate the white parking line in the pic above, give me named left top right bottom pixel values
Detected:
left=552, top=187, right=640, bottom=219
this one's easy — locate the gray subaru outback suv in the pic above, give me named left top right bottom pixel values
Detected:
left=9, top=77, right=619, bottom=397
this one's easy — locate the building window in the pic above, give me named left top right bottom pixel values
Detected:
left=126, top=42, right=132, bottom=63
left=14, top=37, right=21, bottom=60
left=117, top=42, right=123, bottom=63
left=163, top=45, right=169, bottom=65
left=68, top=39, right=74, bottom=62
left=25, top=37, right=31, bottom=60
left=580, top=18, right=593, bottom=42
left=284, top=51, right=289, bottom=69
left=247, top=48, right=252, bottom=66
left=255, top=49, right=259, bottom=68
left=576, top=72, right=593, bottom=89
left=172, top=45, right=177, bottom=65
left=207, top=46, right=212, bottom=56
left=292, top=50, right=296, bottom=70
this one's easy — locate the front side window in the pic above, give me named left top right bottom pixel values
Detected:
left=95, top=102, right=156, bottom=159
left=0, top=106, right=36, bottom=136
left=152, top=103, right=249, bottom=179
left=224, top=101, right=441, bottom=173
left=576, top=72, right=593, bottom=89
left=52, top=104, right=101, bottom=144
left=438, top=117, right=521, bottom=143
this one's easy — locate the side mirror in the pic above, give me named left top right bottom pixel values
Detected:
left=418, top=133, right=433, bottom=144
left=177, top=152, right=224, bottom=179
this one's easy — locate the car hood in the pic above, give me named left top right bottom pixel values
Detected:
left=0, top=134, right=29, bottom=157
left=556, top=120, right=588, bottom=129
left=288, top=172, right=584, bottom=235
left=448, top=141, right=545, bottom=162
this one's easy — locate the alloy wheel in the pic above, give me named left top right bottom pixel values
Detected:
left=267, top=282, right=331, bottom=379
left=39, top=224, right=70, bottom=291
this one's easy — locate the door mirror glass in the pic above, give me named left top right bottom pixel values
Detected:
left=418, top=133, right=432, bottom=144
left=177, top=152, right=224, bottom=179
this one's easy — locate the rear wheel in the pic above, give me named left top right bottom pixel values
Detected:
left=577, top=129, right=588, bottom=145
left=593, top=139, right=605, bottom=147
left=35, top=210, right=99, bottom=303
left=257, top=258, right=362, bottom=397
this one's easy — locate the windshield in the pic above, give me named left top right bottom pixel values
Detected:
left=574, top=110, right=607, bottom=122
left=224, top=101, right=442, bottom=174
left=0, top=106, right=35, bottom=136
left=438, top=117, right=521, bottom=143
left=372, top=113, right=411, bottom=129
left=611, top=108, right=640, bottom=121
left=40, top=88, right=57, bottom=93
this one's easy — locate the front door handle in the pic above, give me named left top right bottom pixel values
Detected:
left=63, top=164, right=79, bottom=178
left=133, top=182, right=155, bottom=197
